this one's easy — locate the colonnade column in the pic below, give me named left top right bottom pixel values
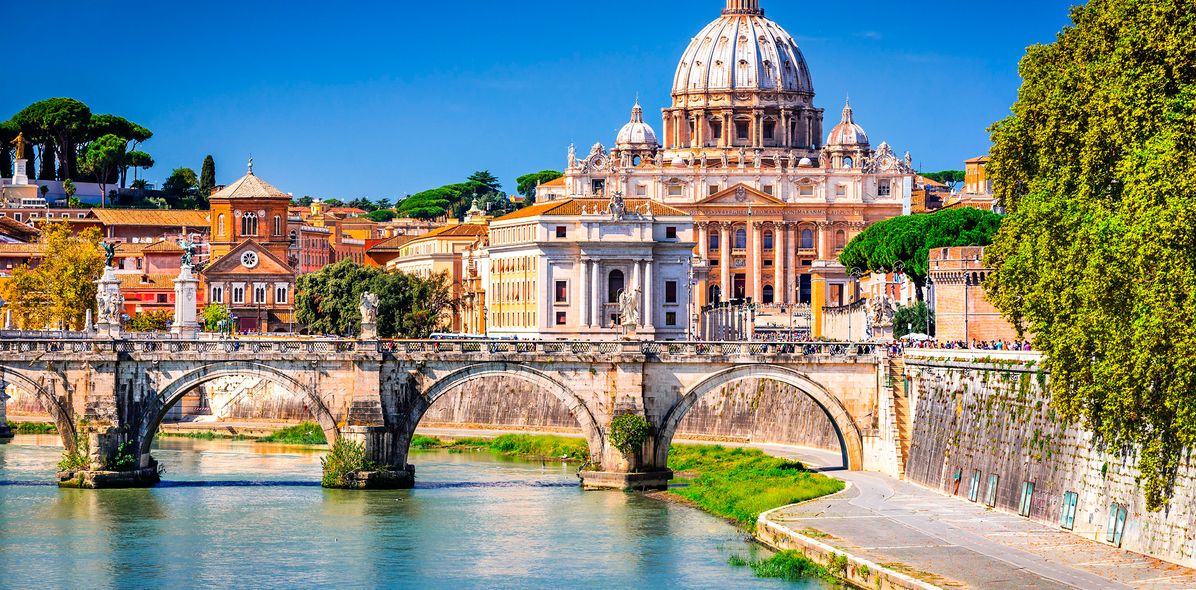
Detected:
left=719, top=223, right=731, bottom=301
left=697, top=223, right=709, bottom=263
left=579, top=259, right=591, bottom=327
left=786, top=224, right=797, bottom=305
left=745, top=221, right=756, bottom=301
left=632, top=260, right=642, bottom=326
left=591, top=261, right=601, bottom=328
left=752, top=221, right=763, bottom=303
left=643, top=261, right=654, bottom=330
left=774, top=222, right=785, bottom=305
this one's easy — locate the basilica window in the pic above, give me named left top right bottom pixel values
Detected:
left=878, top=180, right=891, bottom=196
left=763, top=230, right=774, bottom=250
left=763, top=121, right=775, bottom=141
left=666, top=227, right=678, bottom=240
left=762, top=184, right=774, bottom=195
left=217, top=214, right=226, bottom=236
left=607, top=270, right=625, bottom=303
left=210, top=285, right=224, bottom=304
left=273, top=215, right=282, bottom=236
left=709, top=184, right=720, bottom=196
left=636, top=184, right=647, bottom=196
left=555, top=280, right=568, bottom=304
left=667, top=184, right=684, bottom=197
left=736, top=121, right=750, bottom=140
left=801, top=229, right=815, bottom=249
left=275, top=285, right=288, bottom=304
left=763, top=285, right=775, bottom=304
left=799, top=184, right=815, bottom=197
left=709, top=232, right=720, bottom=251
left=710, top=120, right=722, bottom=143
left=665, top=281, right=678, bottom=304
left=834, top=230, right=847, bottom=250
left=734, top=228, right=747, bottom=249
left=843, top=157, right=854, bottom=169
left=253, top=286, right=267, bottom=304
left=836, top=184, right=847, bottom=196
left=242, top=213, right=258, bottom=236
left=232, top=287, right=245, bottom=304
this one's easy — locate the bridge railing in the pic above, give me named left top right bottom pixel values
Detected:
left=0, top=336, right=879, bottom=359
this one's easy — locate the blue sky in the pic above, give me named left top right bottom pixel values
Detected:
left=6, top=0, right=1077, bottom=199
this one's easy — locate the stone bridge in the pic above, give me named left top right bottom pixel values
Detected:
left=0, top=336, right=903, bottom=489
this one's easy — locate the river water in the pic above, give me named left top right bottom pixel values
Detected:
left=0, top=436, right=827, bottom=589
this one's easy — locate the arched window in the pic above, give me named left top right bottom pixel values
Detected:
left=763, top=230, right=774, bottom=250
left=607, top=270, right=625, bottom=303
left=709, top=231, right=720, bottom=251
left=273, top=215, right=282, bottom=236
left=801, top=228, right=814, bottom=249
left=632, top=155, right=642, bottom=166
left=217, top=214, right=226, bottom=237
left=843, top=157, right=854, bottom=169
left=834, top=230, right=847, bottom=249
left=762, top=285, right=775, bottom=304
left=709, top=285, right=721, bottom=304
left=734, top=228, right=747, bottom=249
left=242, top=213, right=258, bottom=236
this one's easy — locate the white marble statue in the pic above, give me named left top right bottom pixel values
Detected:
left=359, top=291, right=379, bottom=325
left=619, top=288, right=641, bottom=327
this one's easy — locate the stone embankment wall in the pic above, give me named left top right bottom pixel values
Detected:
left=904, top=351, right=1196, bottom=568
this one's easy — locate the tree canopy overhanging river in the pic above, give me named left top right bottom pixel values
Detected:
left=0, top=436, right=830, bottom=589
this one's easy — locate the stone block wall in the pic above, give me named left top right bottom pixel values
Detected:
left=904, top=355, right=1196, bottom=568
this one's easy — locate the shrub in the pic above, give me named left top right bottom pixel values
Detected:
left=57, top=433, right=91, bottom=472
left=609, top=414, right=651, bottom=455
left=258, top=422, right=327, bottom=445
left=321, top=438, right=374, bottom=488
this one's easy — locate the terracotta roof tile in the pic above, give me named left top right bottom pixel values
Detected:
left=118, top=273, right=178, bottom=290
left=90, top=209, right=211, bottom=227
left=403, top=223, right=488, bottom=246
left=210, top=172, right=289, bottom=200
left=368, top=234, right=416, bottom=251
left=539, top=176, right=566, bottom=188
left=142, top=241, right=184, bottom=253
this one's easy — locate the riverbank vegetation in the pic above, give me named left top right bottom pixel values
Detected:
left=320, top=438, right=378, bottom=488
left=410, top=434, right=589, bottom=461
left=257, top=422, right=327, bottom=445
left=667, top=445, right=845, bottom=530
left=7, top=421, right=57, bottom=434
left=727, top=550, right=834, bottom=584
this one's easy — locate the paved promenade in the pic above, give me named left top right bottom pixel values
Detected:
left=764, top=444, right=1196, bottom=590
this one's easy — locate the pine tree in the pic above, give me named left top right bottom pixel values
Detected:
left=38, top=142, right=56, bottom=180
left=199, top=155, right=216, bottom=197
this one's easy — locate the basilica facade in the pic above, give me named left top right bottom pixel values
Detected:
left=536, top=0, right=916, bottom=336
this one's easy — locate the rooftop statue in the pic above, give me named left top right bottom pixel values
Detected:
left=101, top=241, right=119, bottom=268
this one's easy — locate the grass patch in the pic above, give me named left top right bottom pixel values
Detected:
left=409, top=434, right=590, bottom=462
left=158, top=430, right=252, bottom=441
left=257, top=422, right=327, bottom=445
left=727, top=550, right=833, bottom=583
left=666, top=445, right=845, bottom=530
left=8, top=421, right=57, bottom=434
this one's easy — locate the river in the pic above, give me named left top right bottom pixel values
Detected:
left=0, top=436, right=829, bottom=589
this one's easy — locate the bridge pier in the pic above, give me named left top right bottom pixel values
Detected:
left=57, top=426, right=160, bottom=489
left=339, top=425, right=415, bottom=489
left=0, top=386, right=12, bottom=442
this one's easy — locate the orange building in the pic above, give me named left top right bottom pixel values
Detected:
left=929, top=246, right=1019, bottom=343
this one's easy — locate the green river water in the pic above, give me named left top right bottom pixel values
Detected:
left=0, top=435, right=829, bottom=589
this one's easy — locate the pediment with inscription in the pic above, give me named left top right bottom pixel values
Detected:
left=698, top=183, right=787, bottom=206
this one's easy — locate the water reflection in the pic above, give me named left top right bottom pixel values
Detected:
left=0, top=436, right=825, bottom=589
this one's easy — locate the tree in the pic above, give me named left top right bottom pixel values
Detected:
left=983, top=0, right=1196, bottom=512
left=839, top=207, right=1003, bottom=299
left=11, top=98, right=91, bottom=180
left=63, top=179, right=78, bottom=208
left=364, top=209, right=397, bottom=223
left=346, top=197, right=378, bottom=212
left=37, top=141, right=56, bottom=181
left=893, top=302, right=935, bottom=339
left=126, top=310, right=172, bottom=332
left=294, top=196, right=314, bottom=207
left=79, top=134, right=126, bottom=208
left=203, top=303, right=232, bottom=332
left=0, top=120, right=17, bottom=178
left=87, top=114, right=151, bottom=187
left=198, top=155, right=216, bottom=200
left=323, top=198, right=345, bottom=208
left=295, top=260, right=455, bottom=338
left=467, top=170, right=502, bottom=193
left=162, top=167, right=199, bottom=207
left=920, top=170, right=965, bottom=190
left=125, top=151, right=154, bottom=185
left=375, top=198, right=393, bottom=210
left=516, top=170, right=563, bottom=200
left=0, top=221, right=103, bottom=330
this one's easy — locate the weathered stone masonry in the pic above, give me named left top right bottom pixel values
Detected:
left=904, top=350, right=1196, bottom=568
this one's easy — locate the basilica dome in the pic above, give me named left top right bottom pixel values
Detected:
left=673, top=0, right=814, bottom=97
left=615, top=100, right=660, bottom=149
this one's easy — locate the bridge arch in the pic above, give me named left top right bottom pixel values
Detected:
left=0, top=367, right=77, bottom=451
left=137, top=362, right=339, bottom=466
left=416, top=363, right=605, bottom=463
left=656, top=364, right=864, bottom=470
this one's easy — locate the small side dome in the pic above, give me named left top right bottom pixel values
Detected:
left=615, top=100, right=660, bottom=149
left=826, top=99, right=869, bottom=147
left=798, top=157, right=813, bottom=167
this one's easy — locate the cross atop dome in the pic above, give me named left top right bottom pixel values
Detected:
left=724, top=0, right=763, bottom=15
left=841, top=98, right=855, bottom=124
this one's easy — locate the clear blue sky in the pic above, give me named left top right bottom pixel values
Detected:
left=7, top=0, right=1077, bottom=199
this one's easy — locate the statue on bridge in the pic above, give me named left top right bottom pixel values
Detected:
left=95, top=288, right=124, bottom=326
left=619, top=288, right=640, bottom=330
left=100, top=241, right=119, bottom=268
left=177, top=238, right=197, bottom=268
left=359, top=291, right=380, bottom=339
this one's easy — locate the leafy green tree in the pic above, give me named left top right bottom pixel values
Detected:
left=294, top=196, right=314, bottom=207
left=893, top=302, right=935, bottom=339
left=364, top=209, right=397, bottom=222
left=346, top=197, right=378, bottom=212
left=516, top=170, right=563, bottom=200
left=838, top=208, right=1002, bottom=299
left=86, top=114, right=151, bottom=187
left=983, top=0, right=1196, bottom=511
left=126, top=310, right=172, bottom=332
left=11, top=98, right=92, bottom=180
left=375, top=198, right=393, bottom=210
left=323, top=198, right=345, bottom=208
left=0, top=222, right=103, bottom=330
left=162, top=167, right=199, bottom=208
left=295, top=260, right=455, bottom=337
left=125, top=151, right=154, bottom=186
left=203, top=303, right=232, bottom=332
left=63, top=179, right=78, bottom=208
left=79, top=134, right=126, bottom=208
left=467, top=170, right=501, bottom=193
left=198, top=155, right=216, bottom=201
left=0, top=120, right=17, bottom=178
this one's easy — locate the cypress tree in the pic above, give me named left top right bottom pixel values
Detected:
left=199, top=155, right=216, bottom=196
